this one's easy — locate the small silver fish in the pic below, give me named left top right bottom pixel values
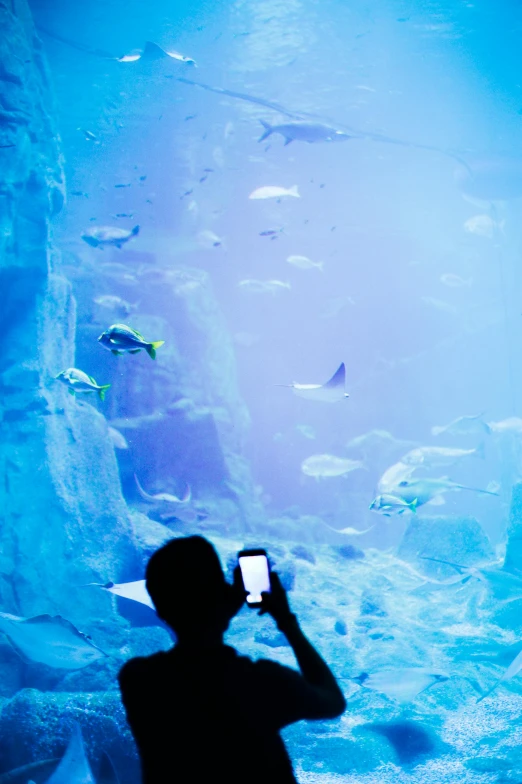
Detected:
left=463, top=214, right=504, bottom=238
left=286, top=255, right=323, bottom=271
left=238, top=279, right=291, bottom=294
left=440, top=273, right=472, bottom=288
left=369, top=494, right=418, bottom=516
left=107, top=426, right=129, bottom=450
left=431, top=413, right=491, bottom=437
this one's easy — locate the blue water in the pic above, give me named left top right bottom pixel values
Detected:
left=4, top=0, right=522, bottom=780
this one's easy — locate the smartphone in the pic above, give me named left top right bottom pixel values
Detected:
left=238, top=549, right=271, bottom=608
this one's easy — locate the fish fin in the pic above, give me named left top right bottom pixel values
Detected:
left=324, top=362, right=346, bottom=388
left=181, top=484, right=192, bottom=503
left=98, top=384, right=111, bottom=401
left=131, top=224, right=140, bottom=236
left=410, top=498, right=418, bottom=512
left=258, top=120, right=273, bottom=142
left=288, top=185, right=300, bottom=197
left=67, top=388, right=75, bottom=396
left=89, top=375, right=97, bottom=384
left=129, top=349, right=141, bottom=354
left=284, top=137, right=293, bottom=146
left=111, top=350, right=122, bottom=355
left=146, top=340, right=165, bottom=360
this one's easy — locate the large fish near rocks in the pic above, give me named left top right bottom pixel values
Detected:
left=258, top=120, right=352, bottom=146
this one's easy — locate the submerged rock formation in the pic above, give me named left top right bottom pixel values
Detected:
left=0, top=0, right=140, bottom=629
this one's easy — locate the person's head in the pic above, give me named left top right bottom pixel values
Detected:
left=146, top=536, right=234, bottom=641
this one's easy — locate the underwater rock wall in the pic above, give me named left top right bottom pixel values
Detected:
left=0, top=0, right=140, bottom=624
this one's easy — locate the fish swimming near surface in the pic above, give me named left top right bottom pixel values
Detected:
left=238, top=279, right=291, bottom=294
left=400, top=444, right=485, bottom=469
left=369, top=494, right=418, bottom=516
left=44, top=723, right=95, bottom=784
left=117, top=41, right=196, bottom=66
left=107, top=426, right=129, bottom=450
left=98, top=324, right=164, bottom=359
left=81, top=225, right=139, bottom=249
left=394, top=477, right=499, bottom=507
left=301, top=454, right=364, bottom=478
left=0, top=612, right=106, bottom=669
left=277, top=362, right=349, bottom=403
left=353, top=669, right=449, bottom=702
left=431, top=413, right=492, bottom=438
left=258, top=120, right=352, bottom=146
left=55, top=368, right=110, bottom=401
left=87, top=579, right=154, bottom=609
left=249, top=185, right=300, bottom=200
left=286, top=255, right=324, bottom=271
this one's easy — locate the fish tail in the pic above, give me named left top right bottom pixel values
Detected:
left=317, top=261, right=324, bottom=271
left=258, top=120, right=273, bottom=142
left=476, top=681, right=499, bottom=703
left=98, top=384, right=111, bottom=401
left=288, top=185, right=300, bottom=197
left=131, top=224, right=140, bottom=236
left=410, top=498, right=418, bottom=513
left=146, top=340, right=165, bottom=359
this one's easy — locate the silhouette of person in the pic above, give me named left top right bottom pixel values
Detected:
left=118, top=536, right=346, bottom=784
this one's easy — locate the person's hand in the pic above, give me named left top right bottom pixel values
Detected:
left=258, top=572, right=295, bottom=627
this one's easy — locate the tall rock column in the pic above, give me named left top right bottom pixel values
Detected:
left=0, top=0, right=140, bottom=626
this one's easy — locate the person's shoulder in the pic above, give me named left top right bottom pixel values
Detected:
left=118, top=651, right=167, bottom=684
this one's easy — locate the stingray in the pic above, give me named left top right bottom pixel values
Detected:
left=117, top=41, right=196, bottom=66
left=477, top=647, right=522, bottom=702
left=364, top=720, right=436, bottom=765
left=322, top=523, right=374, bottom=536
left=353, top=668, right=449, bottom=702
left=0, top=612, right=106, bottom=670
left=277, top=362, right=349, bottom=403
left=134, top=475, right=198, bottom=523
left=44, top=723, right=95, bottom=784
left=87, top=579, right=155, bottom=610
left=0, top=759, right=60, bottom=784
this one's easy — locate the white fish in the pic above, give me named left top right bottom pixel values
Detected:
left=117, top=41, right=196, bottom=66
left=295, top=424, right=316, bottom=440
left=378, top=461, right=416, bottom=493
left=488, top=417, right=522, bottom=435
left=421, top=296, right=458, bottom=315
left=477, top=648, right=522, bottom=702
left=238, top=279, right=291, bottom=294
left=432, top=414, right=491, bottom=437
left=353, top=669, right=449, bottom=702
left=249, top=185, right=300, bottom=200
left=301, top=454, right=364, bottom=478
left=87, top=580, right=154, bottom=610
left=278, top=363, right=349, bottom=403
left=440, top=273, right=472, bottom=288
left=45, top=723, right=95, bottom=784
left=400, top=444, right=484, bottom=468
left=107, top=426, right=129, bottom=450
left=286, top=255, right=323, bottom=271
left=0, top=612, right=106, bottom=670
left=463, top=214, right=504, bottom=238
left=258, top=120, right=351, bottom=146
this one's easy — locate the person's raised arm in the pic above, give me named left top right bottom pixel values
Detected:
left=260, top=572, right=346, bottom=718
